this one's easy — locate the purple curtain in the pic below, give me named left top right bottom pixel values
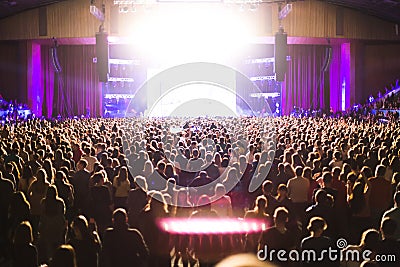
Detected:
left=41, top=45, right=54, bottom=118
left=282, top=45, right=327, bottom=115
left=41, top=45, right=102, bottom=118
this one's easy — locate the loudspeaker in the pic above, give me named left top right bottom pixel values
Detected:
left=322, top=46, right=332, bottom=72
left=96, top=32, right=109, bottom=82
left=275, top=31, right=287, bottom=82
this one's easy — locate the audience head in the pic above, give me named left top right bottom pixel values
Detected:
left=262, top=180, right=273, bottom=196
left=375, top=165, right=386, bottom=178
left=359, top=229, right=380, bottom=251
left=380, top=218, right=397, bottom=239
left=307, top=217, right=327, bottom=235
left=51, top=244, right=77, bottom=267
left=134, top=175, right=148, bottom=191
left=112, top=208, right=128, bottom=229
left=295, top=166, right=303, bottom=177
left=71, top=215, right=90, bottom=240
left=273, top=207, right=289, bottom=225
left=254, top=195, right=267, bottom=212
left=13, top=221, right=33, bottom=245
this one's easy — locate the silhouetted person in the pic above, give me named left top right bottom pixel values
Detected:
left=51, top=244, right=77, bottom=267
left=101, top=208, right=149, bottom=267
left=12, top=221, right=38, bottom=267
left=69, top=215, right=101, bottom=267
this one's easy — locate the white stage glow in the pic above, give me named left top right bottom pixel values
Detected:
left=121, top=3, right=254, bottom=65
left=147, top=83, right=237, bottom=117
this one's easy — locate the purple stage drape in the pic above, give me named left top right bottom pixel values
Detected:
left=41, top=45, right=102, bottom=118
left=282, top=45, right=327, bottom=115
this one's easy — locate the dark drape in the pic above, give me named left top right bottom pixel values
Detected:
left=282, top=45, right=327, bottom=115
left=42, top=45, right=102, bottom=118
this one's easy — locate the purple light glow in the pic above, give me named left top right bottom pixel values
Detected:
left=158, top=218, right=268, bottom=234
left=329, top=43, right=351, bottom=112
left=27, top=42, right=42, bottom=117
left=341, top=43, right=351, bottom=111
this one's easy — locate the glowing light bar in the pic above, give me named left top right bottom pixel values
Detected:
left=109, top=59, right=141, bottom=65
left=250, top=75, right=276, bottom=81
left=158, top=218, right=268, bottom=234
left=250, top=92, right=280, bottom=98
left=108, top=77, right=135, bottom=82
left=244, top=57, right=274, bottom=64
left=104, top=93, right=136, bottom=99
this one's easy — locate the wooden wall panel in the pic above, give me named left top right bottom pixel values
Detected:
left=0, top=9, right=39, bottom=40
left=46, top=0, right=107, bottom=38
left=281, top=1, right=336, bottom=38
left=343, top=8, right=397, bottom=40
left=0, top=0, right=399, bottom=41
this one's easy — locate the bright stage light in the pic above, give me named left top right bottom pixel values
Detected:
left=158, top=218, right=270, bottom=234
left=122, top=4, right=255, bottom=64
left=146, top=83, right=237, bottom=117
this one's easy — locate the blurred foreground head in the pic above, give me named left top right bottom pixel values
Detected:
left=216, top=254, right=276, bottom=267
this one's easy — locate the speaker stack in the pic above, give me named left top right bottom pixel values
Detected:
left=96, top=32, right=109, bottom=82
left=274, top=30, right=288, bottom=82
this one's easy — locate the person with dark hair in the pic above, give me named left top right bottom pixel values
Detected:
left=190, top=195, right=222, bottom=267
left=54, top=171, right=74, bottom=221
left=204, top=153, right=220, bottom=180
left=42, top=159, right=55, bottom=184
left=8, top=191, right=31, bottom=244
left=127, top=176, right=148, bottom=228
left=28, top=169, right=49, bottom=236
left=381, top=192, right=400, bottom=240
left=51, top=244, right=77, bottom=267
left=378, top=218, right=400, bottom=267
left=340, top=229, right=380, bottom=267
left=347, top=182, right=371, bottom=244
left=71, top=159, right=91, bottom=214
left=258, top=207, right=298, bottom=266
left=68, top=215, right=101, bottom=267
left=0, top=172, right=15, bottom=256
left=101, top=208, right=148, bottom=267
left=260, top=180, right=279, bottom=217
left=147, top=161, right=168, bottom=191
left=3, top=162, right=16, bottom=188
left=137, top=192, right=170, bottom=267
left=12, top=221, right=38, bottom=267
left=305, top=189, right=336, bottom=239
left=301, top=217, right=337, bottom=267
left=89, top=172, right=112, bottom=236
left=18, top=165, right=36, bottom=194
left=368, top=165, right=392, bottom=227
left=38, top=185, right=66, bottom=264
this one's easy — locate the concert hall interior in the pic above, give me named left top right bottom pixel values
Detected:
left=0, top=1, right=400, bottom=267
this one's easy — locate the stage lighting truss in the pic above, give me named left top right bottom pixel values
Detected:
left=113, top=0, right=266, bottom=13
